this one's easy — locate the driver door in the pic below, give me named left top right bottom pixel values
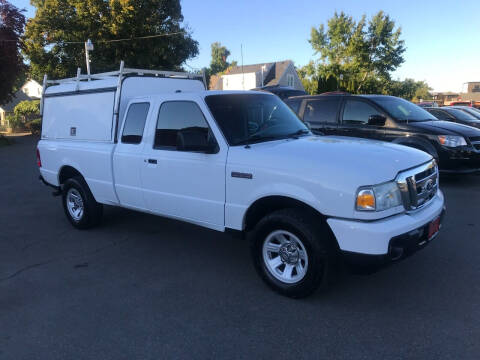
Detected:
left=140, top=97, right=227, bottom=229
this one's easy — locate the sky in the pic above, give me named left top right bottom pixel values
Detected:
left=14, top=0, right=480, bottom=93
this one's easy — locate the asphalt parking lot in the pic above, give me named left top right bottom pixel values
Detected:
left=1, top=135, right=479, bottom=359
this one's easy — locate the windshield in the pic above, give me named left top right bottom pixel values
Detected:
left=372, top=97, right=437, bottom=122
left=455, top=107, right=480, bottom=119
left=446, top=108, right=480, bottom=122
left=205, top=94, right=309, bottom=145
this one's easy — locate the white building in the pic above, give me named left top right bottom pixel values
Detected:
left=0, top=79, right=43, bottom=127
left=214, top=60, right=305, bottom=92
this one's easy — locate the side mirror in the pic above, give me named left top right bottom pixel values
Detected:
left=176, top=128, right=217, bottom=154
left=304, top=121, right=312, bottom=130
left=368, top=114, right=386, bottom=126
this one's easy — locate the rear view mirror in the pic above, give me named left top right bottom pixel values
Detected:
left=368, top=114, right=386, bottom=126
left=176, top=128, right=217, bottom=154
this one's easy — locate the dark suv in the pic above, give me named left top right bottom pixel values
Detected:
left=285, top=94, right=480, bottom=174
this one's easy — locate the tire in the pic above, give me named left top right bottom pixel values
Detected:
left=62, top=176, right=103, bottom=229
left=249, top=208, right=337, bottom=298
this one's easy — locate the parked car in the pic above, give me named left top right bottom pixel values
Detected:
left=285, top=94, right=480, bottom=174
left=449, top=105, right=480, bottom=119
left=417, top=101, right=438, bottom=108
left=425, top=106, right=480, bottom=129
left=38, top=66, right=445, bottom=298
left=448, top=101, right=471, bottom=107
left=253, top=85, right=307, bottom=100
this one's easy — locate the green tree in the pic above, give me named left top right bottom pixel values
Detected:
left=209, top=42, right=231, bottom=75
left=413, top=81, right=432, bottom=101
left=0, top=0, right=26, bottom=103
left=14, top=99, right=40, bottom=122
left=204, top=42, right=236, bottom=89
left=385, top=79, right=432, bottom=101
left=23, top=0, right=199, bottom=80
left=306, top=11, right=405, bottom=94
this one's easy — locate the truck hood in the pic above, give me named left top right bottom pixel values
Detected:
left=408, top=120, right=480, bottom=137
left=226, top=135, right=433, bottom=220
left=230, top=135, right=432, bottom=186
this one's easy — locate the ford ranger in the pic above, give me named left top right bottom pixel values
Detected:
left=37, top=65, right=446, bottom=298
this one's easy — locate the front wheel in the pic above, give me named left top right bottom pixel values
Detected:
left=62, top=176, right=103, bottom=229
left=250, top=208, right=336, bottom=298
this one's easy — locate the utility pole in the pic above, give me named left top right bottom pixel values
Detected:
left=85, top=39, right=94, bottom=80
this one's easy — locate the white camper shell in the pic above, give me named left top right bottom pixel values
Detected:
left=40, top=62, right=205, bottom=142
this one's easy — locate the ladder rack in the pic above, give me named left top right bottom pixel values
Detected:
left=40, top=61, right=206, bottom=117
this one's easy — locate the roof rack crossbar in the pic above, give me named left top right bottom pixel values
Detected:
left=45, top=65, right=203, bottom=85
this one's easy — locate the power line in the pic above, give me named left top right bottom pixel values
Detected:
left=0, top=31, right=186, bottom=43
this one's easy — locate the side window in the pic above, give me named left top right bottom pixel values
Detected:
left=154, top=101, right=211, bottom=150
left=429, top=110, right=452, bottom=120
left=121, top=102, right=150, bottom=144
left=285, top=99, right=301, bottom=114
left=304, top=98, right=341, bottom=124
left=342, top=100, right=380, bottom=125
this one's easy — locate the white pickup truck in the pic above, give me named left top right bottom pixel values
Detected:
left=37, top=64, right=445, bottom=298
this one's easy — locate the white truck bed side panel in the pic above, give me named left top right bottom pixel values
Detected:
left=38, top=140, right=118, bottom=204
left=42, top=91, right=115, bottom=141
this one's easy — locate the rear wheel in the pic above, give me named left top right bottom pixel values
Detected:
left=250, top=208, right=336, bottom=298
left=62, top=176, right=103, bottom=229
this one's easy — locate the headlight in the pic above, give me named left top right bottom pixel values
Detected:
left=437, top=135, right=467, bottom=147
left=356, top=181, right=403, bottom=212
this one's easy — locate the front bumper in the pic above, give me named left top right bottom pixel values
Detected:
left=438, top=147, right=480, bottom=174
left=327, top=190, right=445, bottom=261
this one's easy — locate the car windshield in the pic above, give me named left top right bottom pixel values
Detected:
left=205, top=93, right=309, bottom=145
left=372, top=97, right=437, bottom=122
left=445, top=108, right=480, bottom=122
left=453, top=107, right=480, bottom=119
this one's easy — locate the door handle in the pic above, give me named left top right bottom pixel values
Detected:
left=147, top=159, right=157, bottom=164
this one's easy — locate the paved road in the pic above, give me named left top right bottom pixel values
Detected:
left=1, top=135, right=479, bottom=359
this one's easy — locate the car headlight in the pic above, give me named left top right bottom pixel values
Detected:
left=437, top=135, right=467, bottom=147
left=356, top=181, right=403, bottom=212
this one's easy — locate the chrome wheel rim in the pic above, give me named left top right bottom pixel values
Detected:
left=262, top=230, right=308, bottom=284
left=66, top=188, right=84, bottom=221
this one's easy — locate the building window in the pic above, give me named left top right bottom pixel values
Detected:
left=287, top=74, right=294, bottom=87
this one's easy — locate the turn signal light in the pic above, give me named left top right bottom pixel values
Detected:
left=356, top=189, right=375, bottom=211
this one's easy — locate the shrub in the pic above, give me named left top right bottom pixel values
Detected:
left=25, top=118, right=42, bottom=135
left=14, top=100, right=40, bottom=122
left=6, top=114, right=24, bottom=132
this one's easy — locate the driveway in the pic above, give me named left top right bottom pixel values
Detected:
left=1, top=135, right=479, bottom=359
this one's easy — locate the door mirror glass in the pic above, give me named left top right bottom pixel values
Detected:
left=368, top=114, right=386, bottom=126
left=176, top=128, right=217, bottom=153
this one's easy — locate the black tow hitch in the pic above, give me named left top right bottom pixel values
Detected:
left=39, top=175, right=62, bottom=196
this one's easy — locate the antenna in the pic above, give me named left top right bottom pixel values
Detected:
left=241, top=44, right=244, bottom=90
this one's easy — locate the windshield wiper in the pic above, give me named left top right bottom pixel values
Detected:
left=286, top=129, right=311, bottom=138
left=235, top=134, right=279, bottom=147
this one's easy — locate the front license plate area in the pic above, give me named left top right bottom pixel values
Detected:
left=428, top=216, right=441, bottom=240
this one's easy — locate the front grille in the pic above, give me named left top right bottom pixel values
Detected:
left=470, top=137, right=480, bottom=151
left=396, top=160, right=438, bottom=211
